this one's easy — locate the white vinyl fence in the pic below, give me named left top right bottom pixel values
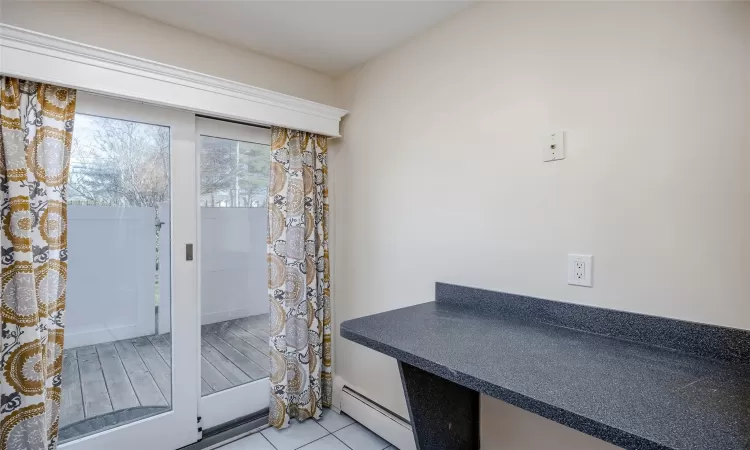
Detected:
left=65, top=206, right=158, bottom=348
left=158, top=206, right=268, bottom=334
left=66, top=205, right=268, bottom=347
left=200, top=207, right=268, bottom=323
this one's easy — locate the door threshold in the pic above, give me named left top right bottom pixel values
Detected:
left=179, top=410, right=269, bottom=450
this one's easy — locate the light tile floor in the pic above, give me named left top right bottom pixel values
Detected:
left=219, top=409, right=397, bottom=450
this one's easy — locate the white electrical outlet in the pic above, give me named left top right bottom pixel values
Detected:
left=568, top=254, right=593, bottom=287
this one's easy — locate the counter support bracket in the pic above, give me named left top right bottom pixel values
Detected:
left=398, top=361, right=480, bottom=450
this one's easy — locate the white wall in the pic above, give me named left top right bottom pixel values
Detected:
left=0, top=0, right=336, bottom=105
left=331, top=2, right=750, bottom=449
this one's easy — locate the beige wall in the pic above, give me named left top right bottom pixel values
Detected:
left=0, top=0, right=336, bottom=105
left=332, top=2, right=750, bottom=449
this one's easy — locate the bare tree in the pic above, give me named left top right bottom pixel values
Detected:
left=200, top=137, right=269, bottom=207
left=69, top=116, right=269, bottom=208
left=69, top=117, right=169, bottom=207
left=201, top=139, right=240, bottom=197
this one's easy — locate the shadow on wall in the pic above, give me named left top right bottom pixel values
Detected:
left=481, top=398, right=619, bottom=450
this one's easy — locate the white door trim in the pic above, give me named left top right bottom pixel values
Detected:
left=0, top=24, right=347, bottom=137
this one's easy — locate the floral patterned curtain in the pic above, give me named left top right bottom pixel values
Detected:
left=268, top=127, right=331, bottom=428
left=0, top=78, right=76, bottom=450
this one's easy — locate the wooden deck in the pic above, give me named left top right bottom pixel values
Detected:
left=60, top=314, right=269, bottom=440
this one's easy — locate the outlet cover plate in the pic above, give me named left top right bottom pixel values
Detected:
left=568, top=254, right=593, bottom=287
left=544, top=131, right=566, bottom=162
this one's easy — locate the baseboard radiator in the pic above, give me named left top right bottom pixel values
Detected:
left=335, top=378, right=416, bottom=450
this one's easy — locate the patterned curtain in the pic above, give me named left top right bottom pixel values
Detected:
left=0, top=78, right=76, bottom=450
left=268, top=127, right=331, bottom=428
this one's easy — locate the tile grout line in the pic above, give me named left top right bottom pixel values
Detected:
left=333, top=422, right=393, bottom=450
left=331, top=434, right=354, bottom=450
left=293, top=431, right=332, bottom=449
left=260, top=432, right=278, bottom=449
left=227, top=414, right=395, bottom=450
left=329, top=422, right=355, bottom=434
left=261, top=417, right=353, bottom=450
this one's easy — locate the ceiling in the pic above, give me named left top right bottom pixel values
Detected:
left=105, top=1, right=473, bottom=76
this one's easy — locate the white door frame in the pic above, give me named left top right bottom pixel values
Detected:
left=62, top=93, right=200, bottom=450
left=196, top=117, right=271, bottom=430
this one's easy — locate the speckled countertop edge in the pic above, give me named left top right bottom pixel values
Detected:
left=340, top=284, right=750, bottom=450
left=340, top=318, right=668, bottom=450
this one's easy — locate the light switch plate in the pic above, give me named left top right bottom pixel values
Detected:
left=568, top=254, right=592, bottom=287
left=544, top=132, right=566, bottom=162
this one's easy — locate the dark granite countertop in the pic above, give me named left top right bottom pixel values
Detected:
left=341, top=295, right=750, bottom=450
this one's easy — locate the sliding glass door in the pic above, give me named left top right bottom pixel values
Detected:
left=57, top=96, right=270, bottom=450
left=196, top=118, right=271, bottom=430
left=60, top=93, right=199, bottom=450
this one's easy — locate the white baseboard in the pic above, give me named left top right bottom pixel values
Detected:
left=335, top=376, right=416, bottom=450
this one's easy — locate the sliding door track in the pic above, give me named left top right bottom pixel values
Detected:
left=178, top=409, right=269, bottom=450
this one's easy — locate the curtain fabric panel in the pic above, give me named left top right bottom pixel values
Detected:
left=268, top=127, right=331, bottom=428
left=0, top=78, right=75, bottom=450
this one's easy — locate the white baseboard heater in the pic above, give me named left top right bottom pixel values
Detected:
left=335, top=378, right=416, bottom=450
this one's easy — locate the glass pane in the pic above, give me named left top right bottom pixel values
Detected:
left=61, top=114, right=172, bottom=442
left=200, top=135, right=270, bottom=396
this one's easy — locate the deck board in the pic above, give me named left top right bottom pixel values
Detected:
left=201, top=378, right=213, bottom=396
left=60, top=314, right=269, bottom=438
left=113, top=340, right=168, bottom=408
left=148, top=334, right=172, bottom=366
left=235, top=316, right=270, bottom=341
left=203, top=332, right=266, bottom=380
left=200, top=338, right=251, bottom=386
left=96, top=343, right=140, bottom=411
left=221, top=325, right=271, bottom=372
left=201, top=356, right=232, bottom=393
left=61, top=349, right=85, bottom=425
left=226, top=322, right=268, bottom=353
left=132, top=337, right=172, bottom=403
left=77, top=346, right=114, bottom=418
